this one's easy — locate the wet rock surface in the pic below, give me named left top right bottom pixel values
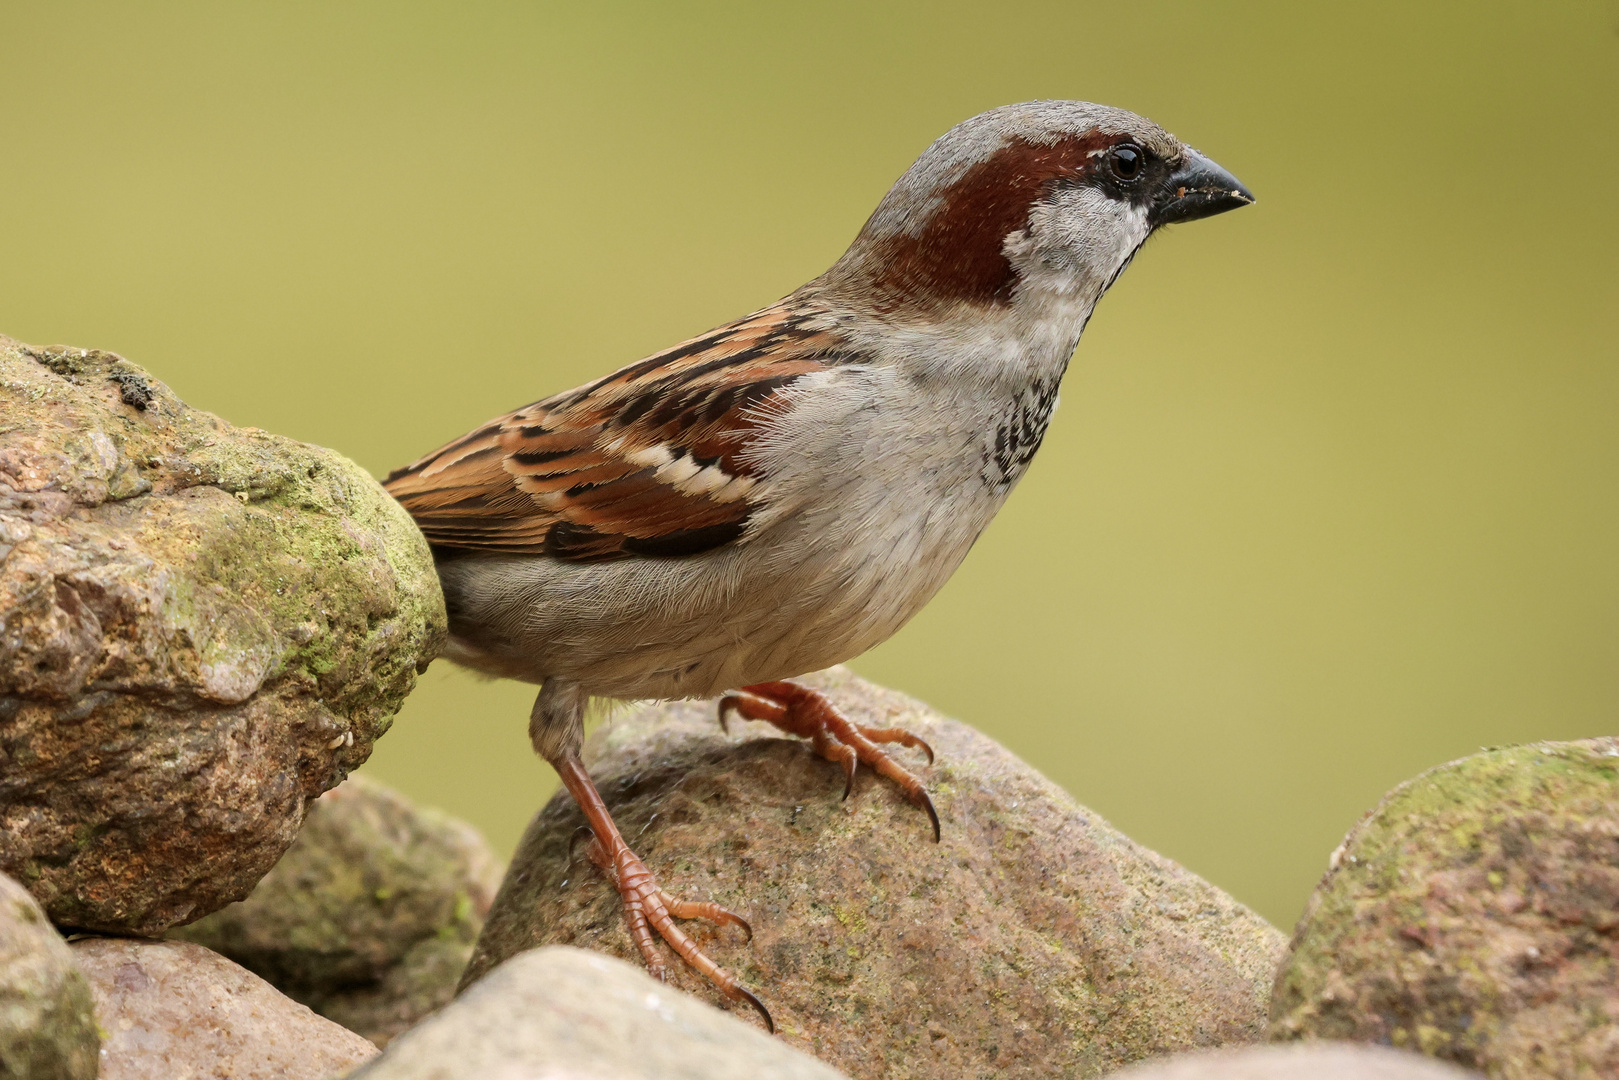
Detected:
left=0, top=337, right=445, bottom=935
left=1270, top=737, right=1619, bottom=1078
left=173, top=772, right=503, bottom=1046
left=467, top=668, right=1287, bottom=1080
left=0, top=871, right=97, bottom=1080
left=73, top=936, right=378, bottom=1080
left=355, top=944, right=848, bottom=1080
left=1105, top=1043, right=1480, bottom=1079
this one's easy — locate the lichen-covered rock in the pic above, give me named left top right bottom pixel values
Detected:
left=1104, top=1043, right=1480, bottom=1079
left=0, top=337, right=445, bottom=935
left=466, top=668, right=1286, bottom=1080
left=172, top=772, right=503, bottom=1046
left=73, top=936, right=379, bottom=1080
left=0, top=871, right=97, bottom=1080
left=354, top=945, right=849, bottom=1080
left=1270, top=738, right=1619, bottom=1078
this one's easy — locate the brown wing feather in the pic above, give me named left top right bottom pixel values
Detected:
left=383, top=300, right=848, bottom=562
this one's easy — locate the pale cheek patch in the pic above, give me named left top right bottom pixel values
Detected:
left=1075, top=191, right=1151, bottom=275
left=1015, top=189, right=1151, bottom=301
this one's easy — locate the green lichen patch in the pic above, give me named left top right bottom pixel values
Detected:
left=1, top=334, right=447, bottom=935
left=172, top=774, right=503, bottom=1047
left=1271, top=737, right=1619, bottom=1079
left=0, top=872, right=98, bottom=1080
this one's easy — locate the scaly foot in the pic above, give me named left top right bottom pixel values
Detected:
left=555, top=757, right=772, bottom=1031
left=719, top=680, right=940, bottom=841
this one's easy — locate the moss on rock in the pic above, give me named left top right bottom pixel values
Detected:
left=173, top=773, right=503, bottom=1046
left=0, top=871, right=98, bottom=1080
left=0, top=337, right=446, bottom=935
left=1270, top=737, right=1619, bottom=1078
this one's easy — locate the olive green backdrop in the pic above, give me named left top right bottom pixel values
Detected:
left=4, top=2, right=1615, bottom=930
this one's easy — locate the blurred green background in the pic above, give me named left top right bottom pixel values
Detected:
left=3, top=2, right=1615, bottom=930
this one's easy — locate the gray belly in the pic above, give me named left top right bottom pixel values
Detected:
left=434, top=488, right=999, bottom=701
left=431, top=359, right=1054, bottom=701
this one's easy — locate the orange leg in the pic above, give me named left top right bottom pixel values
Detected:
left=555, top=756, right=773, bottom=1032
left=719, top=681, right=940, bottom=842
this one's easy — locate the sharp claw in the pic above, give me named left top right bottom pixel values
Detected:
left=735, top=681, right=943, bottom=843
left=736, top=985, right=775, bottom=1033
left=717, top=698, right=734, bottom=734
left=567, top=825, right=597, bottom=865
left=918, top=789, right=941, bottom=843
left=700, top=904, right=754, bottom=942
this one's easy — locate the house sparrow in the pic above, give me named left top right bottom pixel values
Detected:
left=385, top=100, right=1252, bottom=1030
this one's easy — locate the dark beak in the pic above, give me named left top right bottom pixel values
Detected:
left=1151, top=149, right=1254, bottom=227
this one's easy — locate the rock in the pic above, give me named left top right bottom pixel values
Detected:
left=0, top=337, right=445, bottom=935
left=72, top=936, right=379, bottom=1080
left=1270, top=737, right=1619, bottom=1078
left=466, top=667, right=1286, bottom=1080
left=321, top=936, right=479, bottom=1049
left=1103, top=1043, right=1480, bottom=1078
left=0, top=871, right=97, bottom=1079
left=171, top=772, right=504, bottom=1046
left=353, top=944, right=848, bottom=1080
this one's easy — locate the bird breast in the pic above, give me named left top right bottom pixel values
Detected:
left=436, top=345, right=1068, bottom=702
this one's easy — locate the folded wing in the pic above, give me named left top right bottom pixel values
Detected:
left=383, top=301, right=848, bottom=562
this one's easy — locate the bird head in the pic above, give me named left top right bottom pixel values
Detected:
left=826, top=101, right=1253, bottom=318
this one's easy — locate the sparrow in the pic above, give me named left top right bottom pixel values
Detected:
left=384, top=100, right=1253, bottom=1030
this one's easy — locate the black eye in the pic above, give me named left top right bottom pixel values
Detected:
left=1108, top=143, right=1143, bottom=182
